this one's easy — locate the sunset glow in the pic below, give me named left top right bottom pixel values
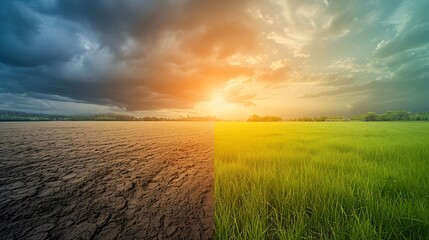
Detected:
left=0, top=0, right=428, bottom=119
left=211, top=95, right=227, bottom=111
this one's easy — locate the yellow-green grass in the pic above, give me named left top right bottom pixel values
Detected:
left=215, top=122, right=429, bottom=239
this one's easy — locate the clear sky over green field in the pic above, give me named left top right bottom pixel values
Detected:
left=0, top=1, right=428, bottom=119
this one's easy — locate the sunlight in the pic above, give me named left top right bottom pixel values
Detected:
left=211, top=95, right=227, bottom=110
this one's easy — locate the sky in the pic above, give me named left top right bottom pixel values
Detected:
left=0, top=0, right=428, bottom=119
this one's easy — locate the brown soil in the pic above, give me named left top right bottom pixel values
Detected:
left=0, top=122, right=214, bottom=240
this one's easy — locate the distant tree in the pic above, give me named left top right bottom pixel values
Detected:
left=319, top=116, right=328, bottom=121
left=247, top=114, right=282, bottom=122
left=364, top=112, right=378, bottom=121
left=248, top=114, right=261, bottom=122
left=261, top=116, right=282, bottom=122
left=393, top=111, right=409, bottom=121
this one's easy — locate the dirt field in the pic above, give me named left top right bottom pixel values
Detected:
left=0, top=122, right=214, bottom=240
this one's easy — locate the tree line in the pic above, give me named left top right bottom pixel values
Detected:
left=287, top=111, right=429, bottom=122
left=247, top=111, right=429, bottom=122
left=287, top=116, right=346, bottom=122
left=247, top=115, right=283, bottom=122
left=351, top=111, right=429, bottom=121
left=2, top=110, right=429, bottom=122
left=141, top=115, right=218, bottom=121
left=0, top=110, right=219, bottom=122
left=0, top=111, right=139, bottom=121
left=247, top=115, right=345, bottom=122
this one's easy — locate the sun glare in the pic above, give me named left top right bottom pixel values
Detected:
left=212, top=95, right=226, bottom=110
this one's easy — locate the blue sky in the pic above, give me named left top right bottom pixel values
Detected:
left=0, top=0, right=428, bottom=119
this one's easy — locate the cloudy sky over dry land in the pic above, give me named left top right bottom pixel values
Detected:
left=0, top=0, right=428, bottom=119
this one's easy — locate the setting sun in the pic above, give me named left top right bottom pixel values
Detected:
left=211, top=95, right=227, bottom=110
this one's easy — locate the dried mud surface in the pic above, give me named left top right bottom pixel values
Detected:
left=0, top=122, right=214, bottom=240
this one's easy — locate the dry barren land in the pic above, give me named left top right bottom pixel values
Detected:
left=0, top=122, right=214, bottom=240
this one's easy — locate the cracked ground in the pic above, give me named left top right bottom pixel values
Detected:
left=0, top=122, right=214, bottom=240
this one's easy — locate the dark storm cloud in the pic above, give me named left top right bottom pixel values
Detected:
left=0, top=0, right=264, bottom=111
left=0, top=1, right=84, bottom=67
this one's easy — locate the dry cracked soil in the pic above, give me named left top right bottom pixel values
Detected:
left=0, top=122, right=214, bottom=240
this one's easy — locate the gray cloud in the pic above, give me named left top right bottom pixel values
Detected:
left=0, top=1, right=84, bottom=67
left=0, top=0, right=266, bottom=111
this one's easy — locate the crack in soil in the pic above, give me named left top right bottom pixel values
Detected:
left=0, top=122, right=214, bottom=240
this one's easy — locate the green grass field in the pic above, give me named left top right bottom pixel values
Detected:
left=215, top=122, right=429, bottom=239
